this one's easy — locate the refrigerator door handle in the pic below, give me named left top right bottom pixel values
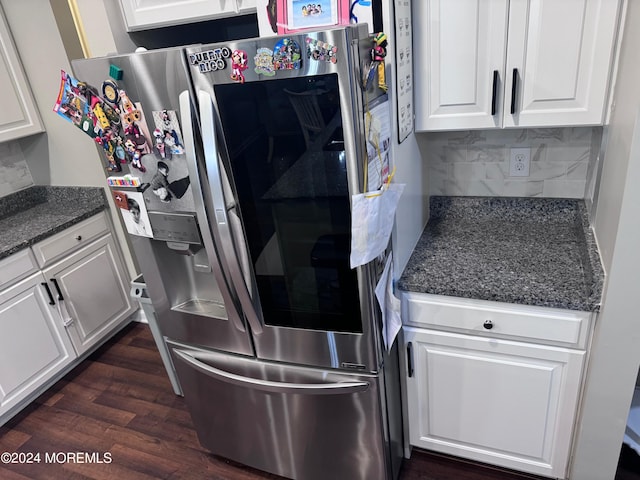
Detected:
left=173, top=349, right=370, bottom=395
left=178, top=90, right=247, bottom=334
left=198, top=89, right=264, bottom=335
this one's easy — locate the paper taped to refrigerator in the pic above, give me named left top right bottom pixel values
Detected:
left=350, top=183, right=404, bottom=268
left=375, top=252, right=402, bottom=351
left=365, top=95, right=391, bottom=192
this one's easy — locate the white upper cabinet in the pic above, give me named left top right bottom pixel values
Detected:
left=414, top=0, right=622, bottom=131
left=414, top=0, right=509, bottom=131
left=0, top=8, right=43, bottom=143
left=504, top=0, right=620, bottom=127
left=119, top=0, right=257, bottom=31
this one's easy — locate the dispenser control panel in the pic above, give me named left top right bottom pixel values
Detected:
left=148, top=212, right=201, bottom=244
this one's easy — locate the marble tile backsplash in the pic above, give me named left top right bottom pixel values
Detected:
left=0, top=141, right=34, bottom=197
left=418, top=127, right=601, bottom=199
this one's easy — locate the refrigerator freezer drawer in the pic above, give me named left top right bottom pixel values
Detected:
left=169, top=342, right=391, bottom=480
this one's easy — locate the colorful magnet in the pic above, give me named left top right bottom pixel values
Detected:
left=107, top=175, right=140, bottom=187
left=92, top=101, right=111, bottom=130
left=119, top=90, right=141, bottom=125
left=103, top=149, right=121, bottom=172
left=306, top=38, right=338, bottom=64
left=254, top=48, right=275, bottom=77
left=102, top=79, right=120, bottom=105
left=112, top=190, right=129, bottom=210
left=115, top=144, right=127, bottom=163
left=152, top=128, right=172, bottom=161
left=117, top=89, right=153, bottom=172
left=230, top=50, right=249, bottom=83
left=125, top=137, right=147, bottom=171
left=53, top=71, right=87, bottom=127
left=188, top=47, right=232, bottom=73
left=273, top=38, right=302, bottom=70
left=152, top=110, right=185, bottom=155
left=109, top=64, right=123, bottom=81
left=371, top=32, right=388, bottom=92
left=103, top=102, right=121, bottom=126
left=131, top=150, right=146, bottom=172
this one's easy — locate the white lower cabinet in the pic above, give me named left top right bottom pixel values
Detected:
left=0, top=273, right=75, bottom=418
left=0, top=212, right=135, bottom=425
left=401, top=293, right=592, bottom=479
left=43, top=234, right=133, bottom=356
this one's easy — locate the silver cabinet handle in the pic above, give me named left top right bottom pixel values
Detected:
left=174, top=349, right=370, bottom=395
left=179, top=90, right=246, bottom=334
left=198, top=89, right=264, bottom=335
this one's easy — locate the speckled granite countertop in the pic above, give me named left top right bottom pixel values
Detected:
left=0, top=186, right=107, bottom=260
left=398, top=196, right=604, bottom=312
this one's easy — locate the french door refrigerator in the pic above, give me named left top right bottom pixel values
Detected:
left=72, top=24, right=403, bottom=480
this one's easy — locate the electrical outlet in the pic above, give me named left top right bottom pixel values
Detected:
left=509, top=147, right=530, bottom=177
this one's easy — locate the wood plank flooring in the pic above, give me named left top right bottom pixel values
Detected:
left=0, top=322, right=554, bottom=479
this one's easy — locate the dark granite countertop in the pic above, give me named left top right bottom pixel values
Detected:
left=0, top=186, right=107, bottom=260
left=398, top=196, right=604, bottom=312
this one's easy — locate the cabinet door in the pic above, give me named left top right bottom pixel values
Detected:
left=0, top=9, right=43, bottom=142
left=119, top=0, right=252, bottom=31
left=235, top=0, right=256, bottom=15
left=414, top=0, right=509, bottom=131
left=504, top=0, right=620, bottom=127
left=403, top=326, right=584, bottom=478
left=0, top=273, right=75, bottom=418
left=44, top=235, right=134, bottom=356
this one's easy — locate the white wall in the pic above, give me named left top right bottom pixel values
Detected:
left=0, top=0, right=137, bottom=278
left=592, top=5, right=639, bottom=272
left=0, top=141, right=34, bottom=196
left=71, top=0, right=118, bottom=57
left=381, top=0, right=429, bottom=277
left=570, top=1, right=640, bottom=478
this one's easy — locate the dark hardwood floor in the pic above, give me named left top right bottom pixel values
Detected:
left=0, top=322, right=550, bottom=479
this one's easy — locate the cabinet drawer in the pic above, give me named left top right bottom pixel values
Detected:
left=403, top=292, right=591, bottom=348
left=32, top=212, right=109, bottom=268
left=0, top=249, right=38, bottom=291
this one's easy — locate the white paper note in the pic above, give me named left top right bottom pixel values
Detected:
left=350, top=183, right=404, bottom=268
left=375, top=252, right=402, bottom=351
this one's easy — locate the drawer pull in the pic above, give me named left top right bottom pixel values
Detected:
left=483, top=320, right=494, bottom=330
left=406, top=342, right=414, bottom=377
left=51, top=278, right=64, bottom=301
left=41, top=282, right=55, bottom=305
left=75, top=235, right=82, bottom=241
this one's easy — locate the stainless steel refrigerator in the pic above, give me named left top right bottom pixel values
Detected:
left=72, top=24, right=403, bottom=480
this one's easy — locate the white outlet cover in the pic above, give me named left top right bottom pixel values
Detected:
left=510, top=147, right=531, bottom=177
